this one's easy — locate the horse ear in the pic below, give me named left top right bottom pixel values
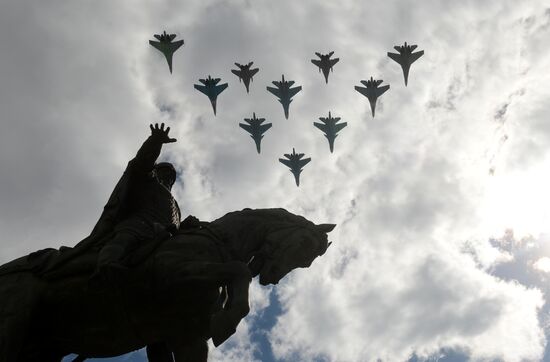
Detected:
left=316, top=223, right=336, bottom=233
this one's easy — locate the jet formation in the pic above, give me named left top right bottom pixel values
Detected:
left=279, top=148, right=311, bottom=187
left=314, top=112, right=347, bottom=153
left=387, top=42, right=424, bottom=86
left=194, top=76, right=228, bottom=115
left=231, top=62, right=260, bottom=93
left=266, top=75, right=302, bottom=119
left=311, top=51, right=339, bottom=84
left=239, top=113, right=272, bottom=154
left=354, top=77, right=390, bottom=118
left=149, top=31, right=184, bottom=74
left=146, top=33, right=424, bottom=187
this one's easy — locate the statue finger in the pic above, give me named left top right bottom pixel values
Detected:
left=160, top=122, right=165, bottom=131
left=149, top=124, right=154, bottom=133
left=154, top=122, right=159, bottom=130
left=167, top=138, right=177, bottom=143
left=165, top=126, right=170, bottom=134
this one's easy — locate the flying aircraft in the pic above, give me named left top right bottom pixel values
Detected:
left=266, top=75, right=302, bottom=119
left=354, top=77, right=390, bottom=118
left=311, top=51, right=339, bottom=84
left=387, top=42, right=424, bottom=86
left=149, top=31, right=184, bottom=74
left=194, top=76, right=228, bottom=115
left=231, top=62, right=260, bottom=93
left=279, top=148, right=311, bottom=187
left=314, top=111, right=347, bottom=153
left=239, top=112, right=272, bottom=153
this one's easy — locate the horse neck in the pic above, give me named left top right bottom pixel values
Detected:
left=212, top=211, right=273, bottom=262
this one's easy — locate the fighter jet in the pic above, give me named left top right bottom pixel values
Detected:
left=314, top=111, right=347, bottom=153
left=231, top=62, right=259, bottom=93
left=387, top=42, right=424, bottom=86
left=354, top=77, right=390, bottom=118
left=279, top=148, right=311, bottom=187
left=194, top=76, right=228, bottom=115
left=311, top=51, right=339, bottom=84
left=149, top=31, right=184, bottom=74
left=239, top=112, right=272, bottom=153
left=266, top=75, right=302, bottom=119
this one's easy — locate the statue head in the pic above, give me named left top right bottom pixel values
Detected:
left=153, top=162, right=177, bottom=190
left=254, top=222, right=336, bottom=285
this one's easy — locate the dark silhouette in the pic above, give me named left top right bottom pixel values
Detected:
left=0, top=125, right=335, bottom=361
left=311, top=51, right=339, bottom=84
left=279, top=148, right=311, bottom=187
left=231, top=62, right=259, bottom=93
left=194, top=76, right=229, bottom=115
left=239, top=112, right=272, bottom=154
left=314, top=111, right=347, bottom=153
left=387, top=42, right=424, bottom=86
left=266, top=75, right=302, bottom=119
left=149, top=31, right=184, bottom=74
left=354, top=77, right=390, bottom=118
left=89, top=123, right=179, bottom=284
left=0, top=209, right=334, bottom=362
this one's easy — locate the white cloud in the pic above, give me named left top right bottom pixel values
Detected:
left=534, top=257, right=550, bottom=273
left=2, top=0, right=550, bottom=361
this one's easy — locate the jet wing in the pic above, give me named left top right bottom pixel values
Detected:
left=267, top=86, right=281, bottom=98
left=213, top=83, right=228, bottom=96
left=259, top=123, right=272, bottom=133
left=311, top=59, right=321, bottom=67
left=410, top=50, right=424, bottom=63
left=287, top=86, right=302, bottom=98
left=354, top=86, right=370, bottom=98
left=279, top=158, right=294, bottom=168
left=149, top=40, right=184, bottom=52
left=314, top=122, right=328, bottom=133
left=149, top=40, right=163, bottom=51
left=298, top=158, right=311, bottom=168
left=194, top=84, right=208, bottom=95
left=375, top=85, right=390, bottom=97
left=231, top=69, right=242, bottom=78
left=239, top=123, right=253, bottom=134
left=330, top=58, right=340, bottom=67
left=387, top=52, right=402, bottom=64
left=249, top=68, right=259, bottom=77
left=334, top=122, right=347, bottom=133
left=169, top=40, right=184, bottom=51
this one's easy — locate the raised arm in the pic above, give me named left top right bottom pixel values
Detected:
left=129, top=123, right=177, bottom=174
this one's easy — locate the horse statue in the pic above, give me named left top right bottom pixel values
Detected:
left=0, top=208, right=335, bottom=362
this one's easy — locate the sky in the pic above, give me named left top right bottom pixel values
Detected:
left=1, top=0, right=550, bottom=361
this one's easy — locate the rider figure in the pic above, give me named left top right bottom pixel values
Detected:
left=93, top=123, right=181, bottom=277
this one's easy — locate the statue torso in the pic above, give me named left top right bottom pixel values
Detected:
left=115, top=174, right=180, bottom=237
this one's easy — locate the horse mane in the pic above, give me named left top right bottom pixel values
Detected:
left=218, top=208, right=315, bottom=230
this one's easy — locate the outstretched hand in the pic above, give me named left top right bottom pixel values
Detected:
left=150, top=123, right=177, bottom=144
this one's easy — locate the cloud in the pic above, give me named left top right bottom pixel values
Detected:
left=3, top=1, right=550, bottom=361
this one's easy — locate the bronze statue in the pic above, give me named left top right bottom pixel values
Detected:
left=0, top=125, right=336, bottom=362
left=90, top=122, right=180, bottom=283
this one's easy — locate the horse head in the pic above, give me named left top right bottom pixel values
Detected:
left=244, top=210, right=336, bottom=285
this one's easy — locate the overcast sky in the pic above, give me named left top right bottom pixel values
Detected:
left=2, top=0, right=550, bottom=361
